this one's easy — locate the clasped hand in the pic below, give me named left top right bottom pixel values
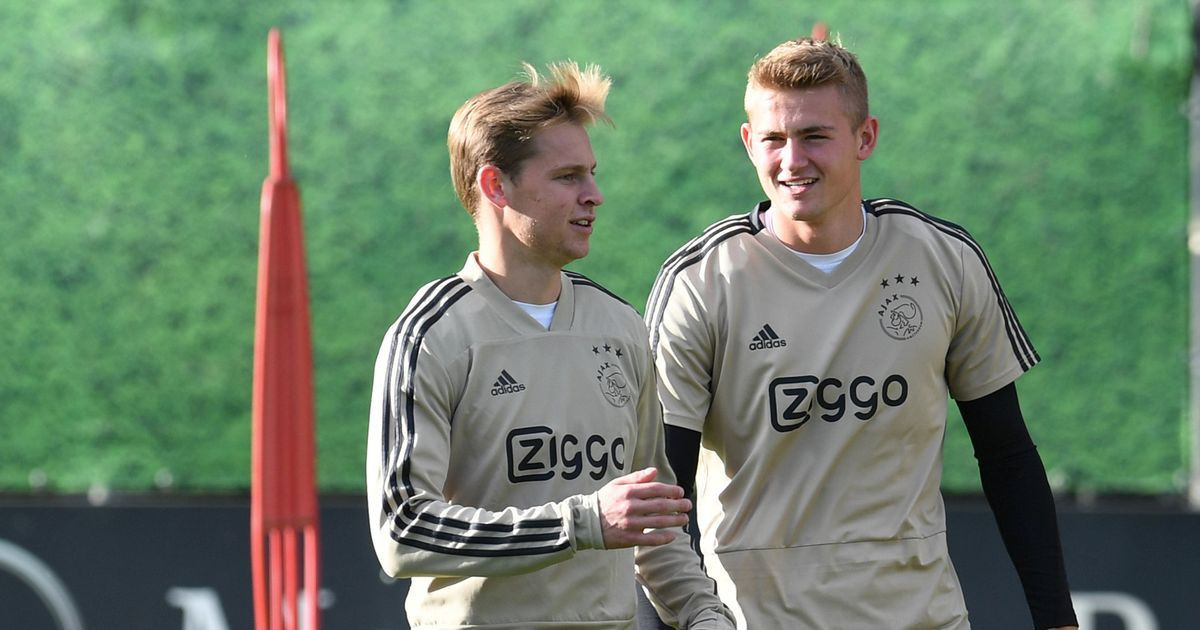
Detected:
left=597, top=467, right=691, bottom=548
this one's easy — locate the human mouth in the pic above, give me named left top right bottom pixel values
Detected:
left=780, top=177, right=817, bottom=189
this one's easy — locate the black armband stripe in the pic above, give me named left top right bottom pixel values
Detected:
left=393, top=534, right=572, bottom=557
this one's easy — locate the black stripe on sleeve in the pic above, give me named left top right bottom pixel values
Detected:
left=866, top=198, right=1039, bottom=371
left=563, top=270, right=633, bottom=308
left=645, top=208, right=763, bottom=360
left=394, top=536, right=572, bottom=558
left=410, top=504, right=564, bottom=531
left=377, top=276, right=577, bottom=557
left=379, top=276, right=470, bottom=477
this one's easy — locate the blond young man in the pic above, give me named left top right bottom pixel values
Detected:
left=366, top=62, right=733, bottom=629
left=644, top=38, right=1078, bottom=629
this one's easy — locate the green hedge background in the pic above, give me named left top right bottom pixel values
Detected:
left=0, top=0, right=1192, bottom=495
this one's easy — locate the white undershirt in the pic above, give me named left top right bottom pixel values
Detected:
left=513, top=300, right=557, bottom=329
left=766, top=208, right=868, bottom=273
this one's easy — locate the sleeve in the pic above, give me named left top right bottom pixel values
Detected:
left=647, top=270, right=715, bottom=432
left=631, top=342, right=735, bottom=629
left=945, top=236, right=1039, bottom=401
left=958, top=384, right=1078, bottom=629
left=365, top=321, right=605, bottom=579
left=664, top=424, right=703, bottom=557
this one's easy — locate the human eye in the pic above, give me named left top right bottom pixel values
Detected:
left=804, top=128, right=833, bottom=141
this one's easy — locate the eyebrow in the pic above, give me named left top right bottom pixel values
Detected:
left=760, top=124, right=837, bottom=135
left=549, top=163, right=595, bottom=175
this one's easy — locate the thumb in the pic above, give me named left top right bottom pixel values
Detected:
left=616, top=467, right=657, bottom=484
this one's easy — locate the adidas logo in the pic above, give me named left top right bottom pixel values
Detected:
left=490, top=369, right=526, bottom=396
left=748, top=324, right=787, bottom=351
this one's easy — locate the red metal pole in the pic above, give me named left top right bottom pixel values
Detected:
left=284, top=527, right=300, bottom=628
left=252, top=28, right=321, bottom=630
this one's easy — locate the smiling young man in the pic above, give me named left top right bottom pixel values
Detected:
left=643, top=38, right=1078, bottom=629
left=366, top=62, right=733, bottom=629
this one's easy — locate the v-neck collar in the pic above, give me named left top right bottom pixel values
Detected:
left=753, top=201, right=879, bottom=289
left=460, top=253, right=575, bottom=333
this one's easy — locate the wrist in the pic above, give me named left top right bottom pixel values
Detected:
left=566, top=491, right=605, bottom=551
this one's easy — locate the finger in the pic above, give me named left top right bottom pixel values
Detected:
left=628, top=497, right=691, bottom=516
left=628, top=513, right=689, bottom=530
left=612, top=467, right=658, bottom=485
left=630, top=528, right=677, bottom=547
left=624, top=482, right=685, bottom=501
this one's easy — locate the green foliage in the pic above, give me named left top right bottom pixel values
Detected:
left=0, top=0, right=1192, bottom=494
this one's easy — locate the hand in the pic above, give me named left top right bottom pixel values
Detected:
left=597, top=467, right=691, bottom=549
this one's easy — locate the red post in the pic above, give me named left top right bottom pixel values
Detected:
left=251, top=28, right=321, bottom=630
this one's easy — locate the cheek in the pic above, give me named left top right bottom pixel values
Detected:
left=751, top=148, right=778, bottom=172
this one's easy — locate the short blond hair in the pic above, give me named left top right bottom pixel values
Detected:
left=745, top=36, right=869, bottom=128
left=448, top=61, right=612, bottom=215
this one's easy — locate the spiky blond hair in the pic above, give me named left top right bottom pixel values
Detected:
left=746, top=36, right=869, bottom=128
left=448, top=61, right=612, bottom=215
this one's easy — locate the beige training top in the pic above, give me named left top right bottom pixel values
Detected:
left=646, top=198, right=1037, bottom=629
left=367, top=253, right=732, bottom=629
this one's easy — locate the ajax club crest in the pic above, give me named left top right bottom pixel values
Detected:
left=877, top=272, right=923, bottom=341
left=592, top=342, right=631, bottom=407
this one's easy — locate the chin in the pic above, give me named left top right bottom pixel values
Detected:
left=769, top=201, right=805, bottom=220
left=558, top=249, right=588, bottom=266
left=786, top=199, right=830, bottom=221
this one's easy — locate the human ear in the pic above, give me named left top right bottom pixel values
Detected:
left=857, top=116, right=879, bottom=160
left=740, top=122, right=755, bottom=159
left=477, top=164, right=508, bottom=208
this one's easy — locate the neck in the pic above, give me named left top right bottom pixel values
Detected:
left=770, top=203, right=864, bottom=254
left=474, top=249, right=562, bottom=304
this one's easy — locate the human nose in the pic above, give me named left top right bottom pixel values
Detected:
left=582, top=174, right=604, bottom=207
left=780, top=139, right=808, bottom=172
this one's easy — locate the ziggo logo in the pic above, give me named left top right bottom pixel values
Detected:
left=505, top=426, right=626, bottom=483
left=768, top=374, right=908, bottom=431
